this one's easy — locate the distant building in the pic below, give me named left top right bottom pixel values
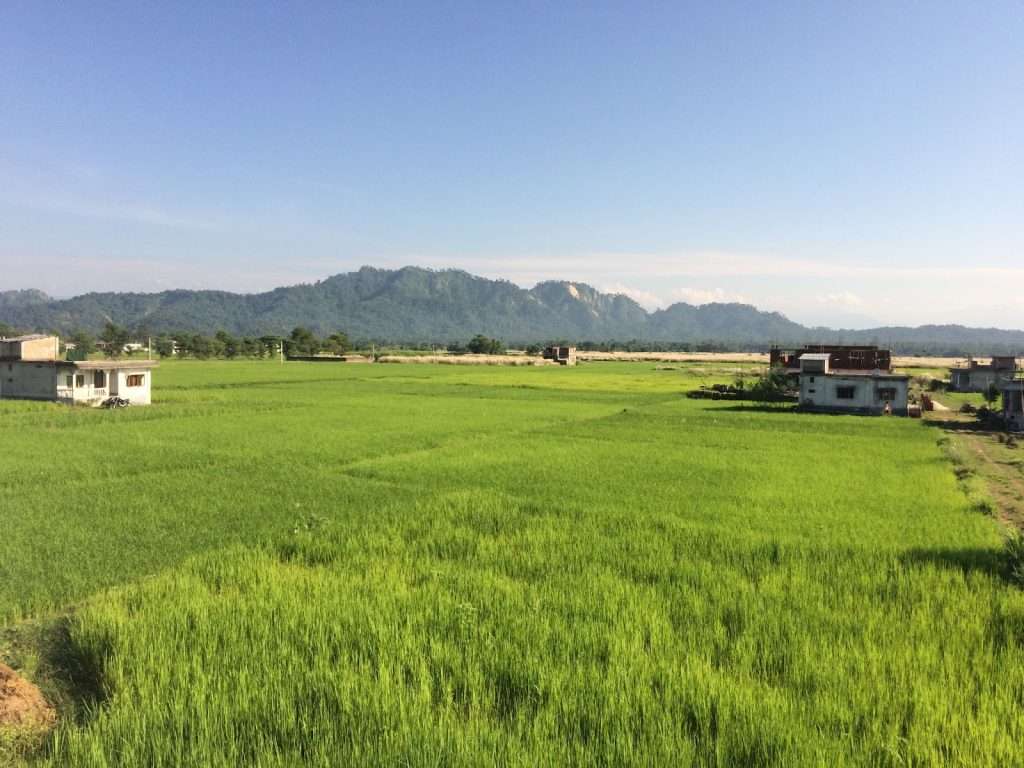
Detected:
left=771, top=345, right=892, bottom=374
left=948, top=356, right=1018, bottom=393
left=798, top=353, right=909, bottom=415
left=542, top=346, right=576, bottom=366
left=0, top=335, right=157, bottom=406
left=1001, top=381, right=1024, bottom=432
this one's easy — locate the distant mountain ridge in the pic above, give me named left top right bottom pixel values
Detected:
left=0, top=288, right=52, bottom=309
left=1, top=266, right=1021, bottom=353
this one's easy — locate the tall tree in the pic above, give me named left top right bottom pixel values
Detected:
left=286, top=327, right=320, bottom=357
left=100, top=322, right=130, bottom=358
left=323, top=331, right=351, bottom=356
left=67, top=330, right=96, bottom=357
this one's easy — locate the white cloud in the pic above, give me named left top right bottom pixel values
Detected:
left=598, top=283, right=665, bottom=310
left=670, top=287, right=749, bottom=306
left=818, top=291, right=865, bottom=308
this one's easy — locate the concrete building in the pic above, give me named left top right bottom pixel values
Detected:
left=949, top=356, right=1019, bottom=393
left=1002, top=381, right=1024, bottom=432
left=542, top=346, right=577, bottom=366
left=771, top=345, right=892, bottom=375
left=798, top=353, right=909, bottom=415
left=0, top=335, right=157, bottom=406
left=0, top=334, right=60, bottom=362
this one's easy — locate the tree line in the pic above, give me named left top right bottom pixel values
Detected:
left=58, top=325, right=514, bottom=359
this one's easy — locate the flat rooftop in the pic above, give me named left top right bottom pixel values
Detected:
left=804, top=370, right=909, bottom=380
left=0, top=334, right=53, bottom=342
left=5, top=359, right=159, bottom=370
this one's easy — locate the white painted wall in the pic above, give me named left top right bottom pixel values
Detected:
left=111, top=369, right=152, bottom=405
left=800, top=374, right=908, bottom=415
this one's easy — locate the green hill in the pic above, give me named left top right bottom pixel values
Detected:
left=1, top=266, right=1021, bottom=353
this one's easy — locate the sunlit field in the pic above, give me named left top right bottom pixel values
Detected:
left=2, top=360, right=1022, bottom=766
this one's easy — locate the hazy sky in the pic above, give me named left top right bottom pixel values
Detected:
left=1, top=2, right=1021, bottom=328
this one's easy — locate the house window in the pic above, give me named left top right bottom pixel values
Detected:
left=75, top=374, right=85, bottom=388
left=809, top=376, right=815, bottom=383
left=126, top=374, right=145, bottom=387
left=836, top=386, right=856, bottom=399
left=94, top=370, right=106, bottom=388
left=65, top=375, right=73, bottom=388
left=877, top=387, right=897, bottom=402
left=808, top=388, right=816, bottom=394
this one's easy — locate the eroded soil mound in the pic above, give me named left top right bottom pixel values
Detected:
left=0, top=663, right=55, bottom=729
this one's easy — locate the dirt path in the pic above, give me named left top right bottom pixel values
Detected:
left=959, top=432, right=1024, bottom=531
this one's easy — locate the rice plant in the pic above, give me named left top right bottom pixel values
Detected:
left=1, top=361, right=1021, bottom=766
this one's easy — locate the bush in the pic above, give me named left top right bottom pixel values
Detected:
left=466, top=335, right=505, bottom=355
left=750, top=366, right=791, bottom=403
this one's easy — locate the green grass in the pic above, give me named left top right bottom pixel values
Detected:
left=932, top=389, right=990, bottom=411
left=2, top=361, right=1023, bottom=766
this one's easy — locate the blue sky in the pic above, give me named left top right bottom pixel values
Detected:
left=1, top=1, right=1021, bottom=328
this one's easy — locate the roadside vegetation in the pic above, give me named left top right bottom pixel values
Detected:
left=1, top=361, right=1022, bottom=766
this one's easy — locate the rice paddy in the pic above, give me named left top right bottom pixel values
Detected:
left=2, top=360, right=1022, bottom=766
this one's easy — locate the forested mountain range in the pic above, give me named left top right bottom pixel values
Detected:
left=1, top=266, right=1021, bottom=354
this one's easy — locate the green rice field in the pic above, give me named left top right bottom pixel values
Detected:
left=2, top=360, right=1022, bottom=766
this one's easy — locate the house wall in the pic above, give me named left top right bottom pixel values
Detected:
left=800, top=374, right=908, bottom=415
left=950, top=369, right=1014, bottom=393
left=110, top=369, right=152, bottom=405
left=1004, top=387, right=1024, bottom=432
left=0, top=361, right=62, bottom=401
left=21, top=337, right=60, bottom=361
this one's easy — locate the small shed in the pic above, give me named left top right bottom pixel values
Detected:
left=542, top=346, right=577, bottom=366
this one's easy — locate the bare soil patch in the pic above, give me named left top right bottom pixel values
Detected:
left=0, top=663, right=55, bottom=730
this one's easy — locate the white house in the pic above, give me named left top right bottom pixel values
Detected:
left=798, top=353, right=909, bottom=416
left=0, top=335, right=157, bottom=406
